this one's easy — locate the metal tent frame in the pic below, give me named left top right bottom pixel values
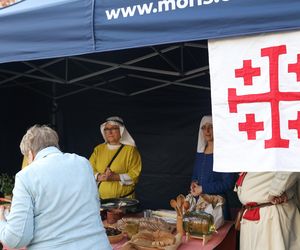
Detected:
left=0, top=41, right=210, bottom=102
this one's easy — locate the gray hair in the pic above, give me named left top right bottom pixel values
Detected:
left=20, top=125, right=59, bottom=156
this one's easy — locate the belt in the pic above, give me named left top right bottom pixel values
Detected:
left=235, top=201, right=275, bottom=231
left=243, top=201, right=275, bottom=221
left=244, top=201, right=273, bottom=210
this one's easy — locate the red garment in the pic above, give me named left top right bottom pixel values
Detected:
left=236, top=172, right=247, bottom=187
left=243, top=202, right=260, bottom=221
left=236, top=173, right=260, bottom=221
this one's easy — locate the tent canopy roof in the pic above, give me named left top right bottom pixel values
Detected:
left=1, top=0, right=300, bottom=64
left=2, top=0, right=300, bottom=97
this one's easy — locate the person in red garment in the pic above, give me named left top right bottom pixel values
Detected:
left=236, top=172, right=300, bottom=250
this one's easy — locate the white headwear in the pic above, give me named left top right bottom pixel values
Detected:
left=197, top=115, right=213, bottom=153
left=100, top=116, right=136, bottom=147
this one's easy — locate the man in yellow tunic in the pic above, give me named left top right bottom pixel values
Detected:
left=89, top=116, right=142, bottom=199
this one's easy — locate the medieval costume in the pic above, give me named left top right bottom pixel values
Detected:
left=191, top=115, right=236, bottom=219
left=89, top=117, right=142, bottom=199
left=236, top=172, right=300, bottom=250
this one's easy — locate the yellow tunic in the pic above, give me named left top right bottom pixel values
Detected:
left=89, top=144, right=142, bottom=199
left=21, top=156, right=28, bottom=169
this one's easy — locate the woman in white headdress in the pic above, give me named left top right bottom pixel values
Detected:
left=189, top=115, right=236, bottom=219
left=89, top=116, right=142, bottom=199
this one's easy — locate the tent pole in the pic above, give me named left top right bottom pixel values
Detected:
left=51, top=83, right=58, bottom=128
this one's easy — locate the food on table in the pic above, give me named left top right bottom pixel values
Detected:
left=118, top=201, right=127, bottom=207
left=198, top=194, right=224, bottom=210
left=131, top=231, right=154, bottom=248
left=102, top=202, right=115, bottom=207
left=185, top=193, right=224, bottom=212
left=121, top=242, right=139, bottom=250
left=107, top=208, right=124, bottom=224
left=102, top=202, right=128, bottom=208
left=117, top=217, right=174, bottom=233
left=105, top=226, right=123, bottom=244
left=105, top=226, right=122, bottom=236
left=151, top=210, right=177, bottom=225
left=121, top=230, right=182, bottom=250
left=101, top=198, right=139, bottom=209
left=123, top=221, right=139, bottom=239
left=151, top=230, right=175, bottom=247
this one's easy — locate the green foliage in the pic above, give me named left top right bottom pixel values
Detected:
left=0, top=173, right=15, bottom=196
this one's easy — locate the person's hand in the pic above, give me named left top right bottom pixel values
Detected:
left=269, top=192, right=288, bottom=205
left=98, top=173, right=108, bottom=182
left=97, top=168, right=113, bottom=182
left=105, top=168, right=113, bottom=177
left=0, top=205, right=6, bottom=221
left=103, top=168, right=115, bottom=181
left=106, top=171, right=120, bottom=181
left=98, top=169, right=120, bottom=182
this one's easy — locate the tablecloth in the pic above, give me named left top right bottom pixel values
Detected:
left=112, top=221, right=236, bottom=250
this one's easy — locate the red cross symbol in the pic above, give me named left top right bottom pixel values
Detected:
left=228, top=45, right=300, bottom=149
left=235, top=60, right=261, bottom=85
left=288, top=54, right=300, bottom=82
left=289, top=111, right=300, bottom=138
left=239, top=114, right=264, bottom=140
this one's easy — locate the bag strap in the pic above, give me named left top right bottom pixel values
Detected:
left=97, top=144, right=124, bottom=189
left=106, top=144, right=125, bottom=170
left=105, top=144, right=135, bottom=198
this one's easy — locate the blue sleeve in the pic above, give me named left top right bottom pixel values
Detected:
left=191, top=153, right=202, bottom=182
left=0, top=174, right=34, bottom=248
left=202, top=173, right=236, bottom=194
left=191, top=160, right=198, bottom=182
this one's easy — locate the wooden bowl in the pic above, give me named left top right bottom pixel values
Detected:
left=108, top=232, right=124, bottom=244
left=105, top=227, right=124, bottom=244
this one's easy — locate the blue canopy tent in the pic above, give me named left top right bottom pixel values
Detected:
left=1, top=0, right=300, bottom=63
left=1, top=0, right=300, bottom=209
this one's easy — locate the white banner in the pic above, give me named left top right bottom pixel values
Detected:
left=208, top=30, right=300, bottom=172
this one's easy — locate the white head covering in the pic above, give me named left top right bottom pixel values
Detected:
left=100, top=116, right=136, bottom=147
left=197, top=115, right=213, bottom=153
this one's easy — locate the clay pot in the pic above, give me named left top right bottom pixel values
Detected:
left=106, top=208, right=124, bottom=224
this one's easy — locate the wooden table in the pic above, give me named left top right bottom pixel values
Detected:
left=2, top=219, right=236, bottom=250
left=112, top=221, right=236, bottom=250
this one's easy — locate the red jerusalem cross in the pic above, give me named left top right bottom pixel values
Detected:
left=239, top=114, right=264, bottom=140
left=228, top=45, right=300, bottom=149
left=288, top=111, right=300, bottom=138
left=288, top=54, right=300, bottom=82
left=235, top=60, right=261, bottom=85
